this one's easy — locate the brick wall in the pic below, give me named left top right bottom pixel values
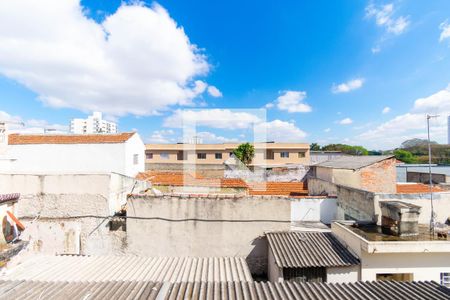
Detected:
left=360, top=158, right=397, bottom=193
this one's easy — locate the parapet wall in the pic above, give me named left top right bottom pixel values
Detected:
left=126, top=194, right=292, bottom=276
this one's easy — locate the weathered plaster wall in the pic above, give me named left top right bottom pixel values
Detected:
left=360, top=158, right=397, bottom=193
left=327, top=266, right=360, bottom=283
left=0, top=173, right=148, bottom=256
left=126, top=194, right=292, bottom=276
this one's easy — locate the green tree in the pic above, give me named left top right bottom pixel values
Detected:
left=394, top=149, right=416, bottom=164
left=310, top=143, right=321, bottom=151
left=233, top=143, right=255, bottom=166
left=321, top=144, right=369, bottom=156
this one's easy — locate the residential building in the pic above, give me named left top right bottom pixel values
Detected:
left=397, top=163, right=450, bottom=183
left=1, top=254, right=448, bottom=299
left=145, top=142, right=310, bottom=170
left=2, top=132, right=144, bottom=177
left=332, top=219, right=450, bottom=284
left=70, top=112, right=117, bottom=134
left=311, top=155, right=397, bottom=193
left=266, top=231, right=360, bottom=283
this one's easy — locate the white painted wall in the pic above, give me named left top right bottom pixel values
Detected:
left=327, top=266, right=359, bottom=283
left=291, top=198, right=337, bottom=224
left=2, top=133, right=145, bottom=177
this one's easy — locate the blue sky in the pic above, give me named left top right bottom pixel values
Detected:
left=0, top=0, right=450, bottom=149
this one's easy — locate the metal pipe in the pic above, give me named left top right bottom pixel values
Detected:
left=427, top=114, right=439, bottom=236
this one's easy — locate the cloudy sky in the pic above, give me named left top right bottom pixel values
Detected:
left=0, top=0, right=450, bottom=149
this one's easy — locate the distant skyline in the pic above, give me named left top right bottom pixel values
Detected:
left=0, top=0, right=450, bottom=149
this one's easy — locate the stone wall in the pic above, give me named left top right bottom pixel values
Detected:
left=126, top=194, right=292, bottom=276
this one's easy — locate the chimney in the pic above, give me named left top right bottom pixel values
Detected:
left=380, top=201, right=421, bottom=237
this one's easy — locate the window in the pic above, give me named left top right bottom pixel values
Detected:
left=215, top=153, right=222, bottom=159
left=281, top=151, right=289, bottom=158
left=441, top=273, right=450, bottom=287
left=133, top=154, right=139, bottom=165
left=146, top=152, right=153, bottom=159
left=160, top=152, right=169, bottom=159
left=177, top=151, right=185, bottom=161
left=266, top=150, right=274, bottom=160
left=298, top=152, right=305, bottom=158
left=197, top=153, right=207, bottom=159
left=376, top=273, right=413, bottom=282
left=283, top=267, right=326, bottom=283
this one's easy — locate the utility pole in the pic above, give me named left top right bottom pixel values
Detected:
left=427, top=114, right=438, bottom=236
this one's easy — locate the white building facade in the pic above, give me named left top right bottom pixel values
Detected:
left=1, top=132, right=145, bottom=177
left=70, top=112, right=117, bottom=134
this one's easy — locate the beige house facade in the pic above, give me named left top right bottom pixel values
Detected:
left=145, top=142, right=310, bottom=168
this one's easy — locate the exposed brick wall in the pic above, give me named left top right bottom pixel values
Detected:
left=360, top=158, right=397, bottom=193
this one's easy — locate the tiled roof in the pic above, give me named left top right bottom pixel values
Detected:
left=8, top=132, right=135, bottom=145
left=136, top=171, right=248, bottom=188
left=0, top=280, right=448, bottom=300
left=248, top=182, right=308, bottom=197
left=2, top=255, right=253, bottom=283
left=266, top=231, right=359, bottom=268
left=314, top=155, right=395, bottom=170
left=396, top=183, right=444, bottom=194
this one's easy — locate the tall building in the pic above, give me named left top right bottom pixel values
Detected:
left=70, top=112, right=117, bottom=134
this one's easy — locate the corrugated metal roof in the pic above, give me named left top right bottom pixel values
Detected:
left=0, top=280, right=448, bottom=300
left=314, top=155, right=394, bottom=170
left=266, top=231, right=359, bottom=268
left=1, top=256, right=253, bottom=283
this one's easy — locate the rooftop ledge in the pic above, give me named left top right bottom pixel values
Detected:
left=332, top=221, right=450, bottom=254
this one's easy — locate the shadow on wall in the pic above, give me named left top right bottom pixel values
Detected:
left=246, top=235, right=268, bottom=280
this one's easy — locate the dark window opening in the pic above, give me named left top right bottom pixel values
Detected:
left=197, top=153, right=207, bottom=159
left=283, top=267, right=326, bottom=283
left=215, top=153, right=222, bottom=159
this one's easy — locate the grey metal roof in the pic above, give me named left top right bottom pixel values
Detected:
left=266, top=231, right=360, bottom=268
left=1, top=255, right=253, bottom=283
left=314, top=155, right=395, bottom=170
left=0, top=280, right=448, bottom=300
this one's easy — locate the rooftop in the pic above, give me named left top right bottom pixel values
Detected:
left=396, top=183, right=445, bottom=194
left=248, top=182, right=308, bottom=197
left=7, top=132, right=135, bottom=145
left=145, top=142, right=309, bottom=151
left=266, top=231, right=359, bottom=268
left=1, top=255, right=253, bottom=283
left=0, top=193, right=20, bottom=204
left=0, top=279, right=447, bottom=299
left=344, top=223, right=450, bottom=242
left=314, top=155, right=395, bottom=170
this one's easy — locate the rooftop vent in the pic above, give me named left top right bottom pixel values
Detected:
left=380, top=201, right=421, bottom=237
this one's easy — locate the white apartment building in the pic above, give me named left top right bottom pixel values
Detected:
left=70, top=112, right=117, bottom=134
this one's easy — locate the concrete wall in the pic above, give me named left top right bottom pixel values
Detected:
left=291, top=197, right=337, bottom=224
left=126, top=194, right=292, bottom=275
left=407, top=172, right=448, bottom=184
left=0, top=173, right=149, bottom=256
left=360, top=251, right=450, bottom=282
left=327, top=266, right=359, bottom=283
left=3, top=134, right=145, bottom=177
left=268, top=247, right=282, bottom=282
left=308, top=178, right=338, bottom=196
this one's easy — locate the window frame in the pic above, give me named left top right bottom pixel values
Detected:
left=133, top=154, right=139, bottom=165
left=197, top=152, right=207, bottom=160
left=146, top=152, right=153, bottom=160
left=441, top=272, right=450, bottom=287
left=280, top=151, right=290, bottom=158
left=215, top=153, right=223, bottom=160
left=160, top=152, right=169, bottom=160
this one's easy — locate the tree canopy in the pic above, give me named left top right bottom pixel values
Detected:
left=232, top=143, right=255, bottom=166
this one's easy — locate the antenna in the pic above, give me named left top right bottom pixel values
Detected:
left=426, top=114, right=439, bottom=236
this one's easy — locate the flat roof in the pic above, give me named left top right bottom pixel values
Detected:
left=145, top=142, right=309, bottom=151
left=314, top=155, right=395, bottom=170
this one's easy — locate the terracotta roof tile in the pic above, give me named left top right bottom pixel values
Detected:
left=8, top=132, right=135, bottom=145
left=396, top=183, right=444, bottom=194
left=248, top=182, right=308, bottom=197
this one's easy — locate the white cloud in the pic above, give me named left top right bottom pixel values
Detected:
left=264, top=103, right=274, bottom=109
left=163, top=109, right=263, bottom=129
left=274, top=90, right=312, bottom=113
left=324, top=128, right=331, bottom=133
left=365, top=3, right=410, bottom=35
left=357, top=85, right=450, bottom=149
left=371, top=46, right=381, bottom=54
left=439, top=20, right=450, bottom=42
left=255, top=120, right=307, bottom=142
left=382, top=106, right=391, bottom=114
left=207, top=86, right=222, bottom=98
left=332, top=78, right=364, bottom=94
left=147, top=129, right=175, bottom=143
left=0, top=1, right=212, bottom=117
left=0, top=110, right=68, bottom=133
left=196, top=131, right=238, bottom=143
left=339, top=118, right=353, bottom=125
